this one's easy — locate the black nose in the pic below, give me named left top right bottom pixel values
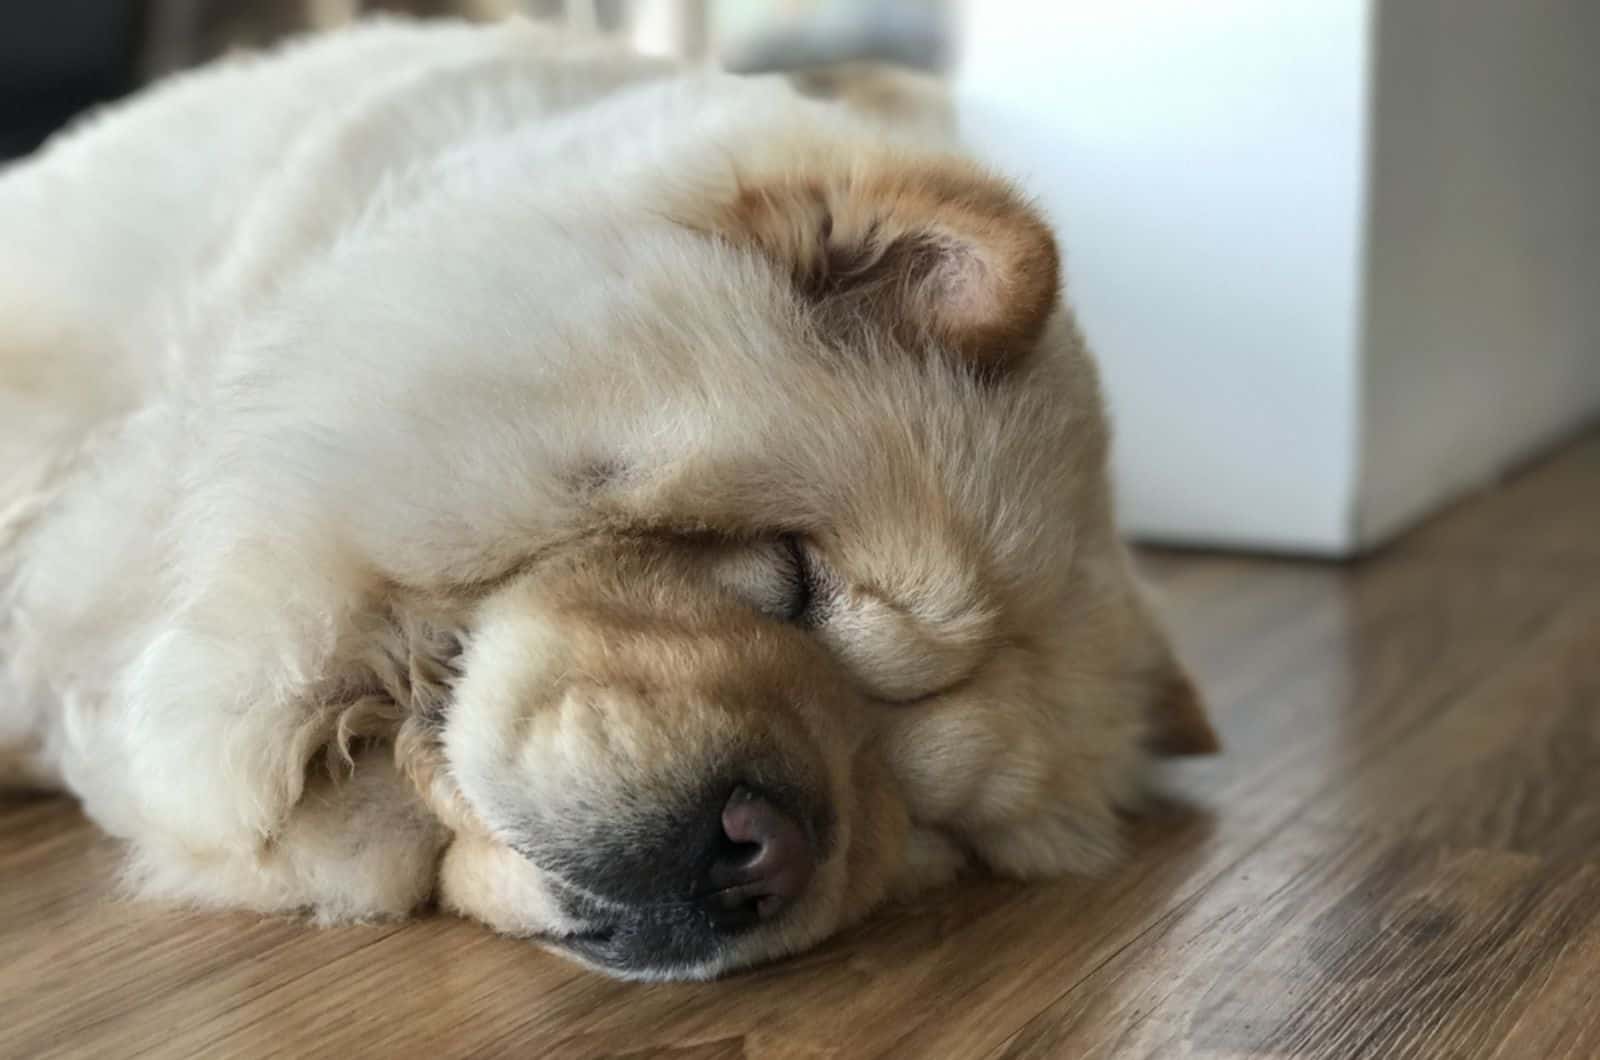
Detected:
left=698, top=785, right=816, bottom=931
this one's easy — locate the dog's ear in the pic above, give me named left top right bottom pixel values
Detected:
left=687, top=153, right=1060, bottom=370
left=1121, top=578, right=1219, bottom=757
left=1147, top=664, right=1220, bottom=757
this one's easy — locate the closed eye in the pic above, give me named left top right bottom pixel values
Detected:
left=697, top=535, right=822, bottom=623
left=780, top=535, right=815, bottom=623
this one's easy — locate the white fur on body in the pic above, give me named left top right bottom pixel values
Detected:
left=1, top=19, right=978, bottom=913
left=1, top=19, right=1207, bottom=970
left=0, top=18, right=749, bottom=909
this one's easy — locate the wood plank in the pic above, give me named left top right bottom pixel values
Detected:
left=0, top=807, right=407, bottom=1060
left=1386, top=432, right=1600, bottom=563
left=990, top=825, right=1600, bottom=1060
left=1303, top=589, right=1600, bottom=860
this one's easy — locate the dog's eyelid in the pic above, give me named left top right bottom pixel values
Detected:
left=780, top=534, right=814, bottom=623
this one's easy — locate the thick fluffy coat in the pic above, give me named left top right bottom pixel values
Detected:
left=0, top=19, right=1214, bottom=979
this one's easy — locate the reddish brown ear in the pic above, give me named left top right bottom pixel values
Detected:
left=1149, top=667, right=1221, bottom=757
left=700, top=155, right=1060, bottom=369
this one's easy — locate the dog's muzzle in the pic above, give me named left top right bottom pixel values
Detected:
left=530, top=781, right=830, bottom=976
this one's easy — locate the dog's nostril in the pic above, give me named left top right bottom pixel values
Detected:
left=698, top=785, right=815, bottom=929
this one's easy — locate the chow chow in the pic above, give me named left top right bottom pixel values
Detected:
left=0, top=18, right=1216, bottom=980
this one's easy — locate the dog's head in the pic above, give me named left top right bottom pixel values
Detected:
left=348, top=91, right=1216, bottom=979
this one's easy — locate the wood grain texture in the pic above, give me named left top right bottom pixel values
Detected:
left=3, top=433, right=1598, bottom=1060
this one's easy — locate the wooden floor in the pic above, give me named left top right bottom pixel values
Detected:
left=4, top=434, right=1599, bottom=1059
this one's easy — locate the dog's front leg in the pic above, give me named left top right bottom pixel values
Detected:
left=124, top=745, right=448, bottom=920
left=82, top=526, right=376, bottom=857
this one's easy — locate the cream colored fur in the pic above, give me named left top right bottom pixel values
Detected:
left=0, top=18, right=1212, bottom=980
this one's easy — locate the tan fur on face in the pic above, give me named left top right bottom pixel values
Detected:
left=0, top=21, right=1215, bottom=981
left=430, top=543, right=912, bottom=977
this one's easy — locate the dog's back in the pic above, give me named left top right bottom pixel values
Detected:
left=0, top=18, right=670, bottom=448
left=0, top=18, right=675, bottom=788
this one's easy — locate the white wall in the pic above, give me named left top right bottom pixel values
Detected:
left=955, top=1, right=1600, bottom=556
left=1354, top=0, right=1600, bottom=544
left=954, top=1, right=1373, bottom=554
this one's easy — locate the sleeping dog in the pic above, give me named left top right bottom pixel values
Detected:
left=0, top=18, right=1216, bottom=980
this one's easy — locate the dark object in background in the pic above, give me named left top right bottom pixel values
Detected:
left=721, top=0, right=949, bottom=76
left=0, top=1, right=141, bottom=160
left=1, top=0, right=947, bottom=163
left=0, top=0, right=512, bottom=162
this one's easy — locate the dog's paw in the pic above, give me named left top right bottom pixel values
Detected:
left=114, top=627, right=324, bottom=852
left=123, top=747, right=447, bottom=920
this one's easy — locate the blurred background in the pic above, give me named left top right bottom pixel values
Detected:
left=3, top=0, right=1596, bottom=557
